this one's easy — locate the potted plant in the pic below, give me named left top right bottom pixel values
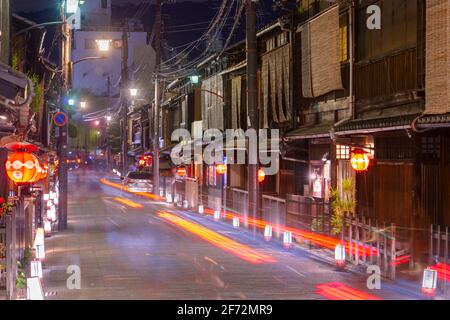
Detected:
left=330, top=179, right=356, bottom=237
left=15, top=262, right=27, bottom=299
left=0, top=197, right=14, bottom=219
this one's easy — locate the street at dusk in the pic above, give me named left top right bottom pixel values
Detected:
left=1, top=0, right=450, bottom=307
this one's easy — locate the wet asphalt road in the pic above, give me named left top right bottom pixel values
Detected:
left=42, top=170, right=423, bottom=300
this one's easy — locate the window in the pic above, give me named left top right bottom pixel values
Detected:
left=336, top=145, right=350, bottom=160
left=277, top=32, right=288, bottom=46
left=101, top=0, right=108, bottom=9
left=339, top=14, right=348, bottom=62
left=265, top=37, right=275, bottom=52
left=421, top=136, right=441, bottom=160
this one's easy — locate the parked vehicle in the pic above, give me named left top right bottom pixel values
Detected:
left=122, top=171, right=153, bottom=192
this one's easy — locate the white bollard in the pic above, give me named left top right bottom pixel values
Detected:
left=335, top=243, right=346, bottom=270
left=30, top=260, right=43, bottom=279
left=283, top=231, right=293, bottom=248
left=422, top=268, right=438, bottom=297
left=264, top=225, right=273, bottom=241
left=214, top=210, right=221, bottom=221
left=166, top=193, right=172, bottom=203
left=160, top=190, right=164, bottom=197
left=44, top=221, right=52, bottom=235
left=183, top=200, right=189, bottom=209
left=198, top=205, right=204, bottom=214
left=232, top=217, right=240, bottom=228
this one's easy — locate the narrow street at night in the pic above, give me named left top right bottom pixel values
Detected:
left=40, top=170, right=423, bottom=300
left=2, top=0, right=450, bottom=309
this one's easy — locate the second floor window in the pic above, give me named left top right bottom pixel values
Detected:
left=101, top=0, right=108, bottom=9
left=339, top=14, right=348, bottom=62
left=265, top=37, right=275, bottom=52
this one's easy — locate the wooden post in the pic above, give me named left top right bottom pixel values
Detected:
left=368, top=218, right=373, bottom=265
left=383, top=222, right=388, bottom=275
left=355, top=216, right=359, bottom=265
left=362, top=216, right=367, bottom=265
left=429, top=224, right=434, bottom=265
left=437, top=225, right=441, bottom=261
left=445, top=227, right=448, bottom=295
left=349, top=215, right=353, bottom=263
left=391, top=223, right=396, bottom=280
left=376, top=221, right=381, bottom=268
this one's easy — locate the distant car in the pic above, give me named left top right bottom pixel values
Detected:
left=123, top=171, right=153, bottom=192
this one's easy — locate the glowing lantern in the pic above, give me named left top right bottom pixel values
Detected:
left=5, top=152, right=39, bottom=184
left=216, top=164, right=227, bottom=175
left=258, top=168, right=266, bottom=183
left=177, top=167, right=186, bottom=177
left=351, top=149, right=370, bottom=172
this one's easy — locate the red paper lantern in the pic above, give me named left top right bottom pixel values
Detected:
left=5, top=152, right=40, bottom=184
left=351, top=149, right=370, bottom=172
left=216, top=164, right=227, bottom=175
left=258, top=168, right=266, bottom=183
left=177, top=166, right=187, bottom=177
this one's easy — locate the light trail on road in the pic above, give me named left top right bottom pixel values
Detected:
left=113, top=197, right=144, bottom=208
left=202, top=208, right=377, bottom=257
left=316, top=282, right=382, bottom=300
left=157, top=211, right=277, bottom=264
left=101, top=177, right=376, bottom=257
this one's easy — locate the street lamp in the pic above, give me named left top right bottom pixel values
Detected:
left=94, top=120, right=100, bottom=126
left=79, top=101, right=87, bottom=109
left=129, top=88, right=138, bottom=97
left=68, top=98, right=75, bottom=106
left=189, top=75, right=200, bottom=84
left=96, top=39, right=112, bottom=52
left=106, top=115, right=112, bottom=122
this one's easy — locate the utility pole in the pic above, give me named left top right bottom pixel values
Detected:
left=121, top=26, right=129, bottom=175
left=58, top=0, right=69, bottom=231
left=246, top=0, right=259, bottom=226
left=153, top=0, right=162, bottom=195
left=106, top=75, right=112, bottom=170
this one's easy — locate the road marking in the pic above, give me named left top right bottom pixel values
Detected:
left=204, top=256, right=219, bottom=266
left=286, top=266, right=306, bottom=278
left=108, top=217, right=120, bottom=227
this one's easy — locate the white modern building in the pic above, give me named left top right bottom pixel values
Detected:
left=71, top=0, right=155, bottom=98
